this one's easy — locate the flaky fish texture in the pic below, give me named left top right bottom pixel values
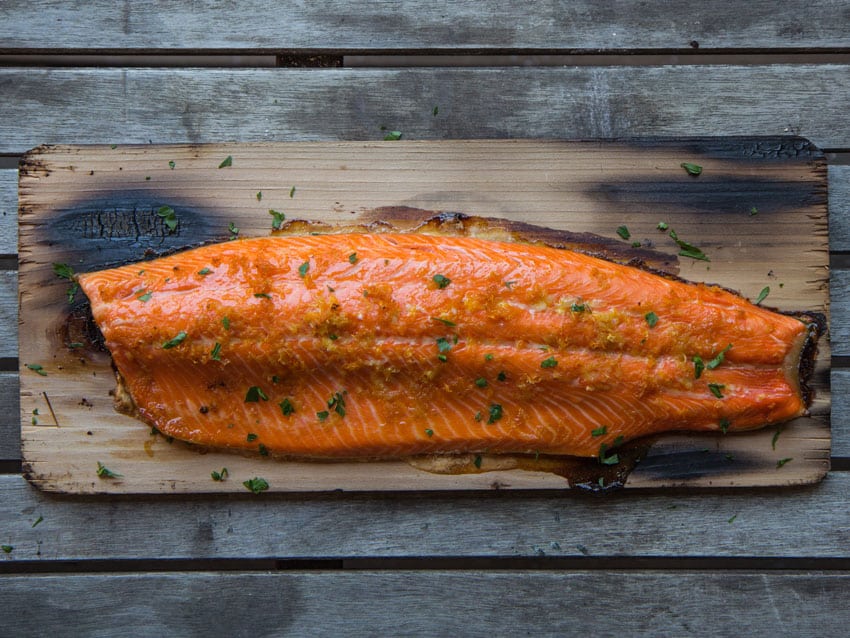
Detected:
left=77, top=219, right=819, bottom=460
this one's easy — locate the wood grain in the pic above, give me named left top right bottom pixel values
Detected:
left=0, top=169, right=17, bottom=254
left=17, top=140, right=830, bottom=493
left=0, top=373, right=20, bottom=460
left=1, top=66, right=850, bottom=152
left=2, top=0, right=849, bottom=50
left=2, top=571, right=849, bottom=638
left=1, top=472, right=849, bottom=559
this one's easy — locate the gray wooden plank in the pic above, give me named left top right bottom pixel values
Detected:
left=0, top=472, right=848, bottom=560
left=0, top=169, right=17, bottom=254
left=1, top=571, right=848, bottom=638
left=2, top=0, right=850, bottom=50
left=1, top=66, right=850, bottom=151
left=830, top=269, right=850, bottom=355
left=0, top=373, right=20, bottom=460
left=829, top=164, right=850, bottom=250
left=0, top=271, right=17, bottom=359
left=829, top=369, right=850, bottom=456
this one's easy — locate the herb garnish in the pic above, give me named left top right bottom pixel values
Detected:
left=473, top=455, right=482, bottom=469
left=436, top=337, right=453, bottom=353
left=254, top=292, right=272, bottom=299
left=598, top=443, right=619, bottom=465
left=383, top=130, right=402, bottom=141
left=256, top=191, right=263, bottom=201
left=222, top=316, right=231, bottom=330
left=228, top=221, right=239, bottom=235
left=680, top=162, right=702, bottom=176
left=433, top=106, right=439, bottom=116
left=279, top=398, right=295, bottom=416
left=750, top=206, right=758, bottom=216
left=328, top=391, right=347, bottom=418
left=657, top=221, right=669, bottom=231
left=138, top=291, right=152, bottom=302
left=211, top=468, right=228, bottom=481
left=474, top=411, right=483, bottom=422
left=487, top=404, right=503, bottom=424
left=707, top=344, right=732, bottom=370
left=317, top=410, right=330, bottom=421
left=432, top=274, right=451, bottom=289
left=243, top=477, right=269, bottom=494
left=32, top=516, right=43, bottom=528
left=776, top=457, right=793, bottom=468
left=348, top=253, right=358, bottom=264
left=570, top=303, right=587, bottom=312
left=1, top=545, right=12, bottom=554
left=53, top=262, right=80, bottom=303
left=728, top=514, right=738, bottom=524
left=669, top=229, right=709, bottom=262
left=269, top=209, right=285, bottom=229
left=720, top=417, right=731, bottom=434
left=591, top=426, right=607, bottom=437
left=755, top=286, right=770, bottom=305
left=616, top=226, right=631, bottom=240
left=259, top=443, right=269, bottom=456
left=198, top=267, right=212, bottom=276
left=290, top=186, right=296, bottom=198
left=219, top=155, right=233, bottom=168
left=708, top=383, right=726, bottom=398
left=475, top=378, right=488, bottom=388
left=157, top=205, right=178, bottom=232
left=485, top=353, right=494, bottom=361
left=210, top=342, right=222, bottom=361
left=771, top=427, right=782, bottom=450
left=26, top=363, right=48, bottom=376
left=504, top=281, right=517, bottom=289
left=693, top=356, right=705, bottom=379
left=497, top=371, right=507, bottom=382
left=425, top=428, right=434, bottom=437
left=432, top=317, right=456, bottom=327
left=298, top=261, right=310, bottom=278
left=162, top=331, right=188, bottom=349
left=96, top=461, right=122, bottom=478
left=540, top=356, right=558, bottom=369
left=169, top=160, right=176, bottom=170
left=645, top=311, right=658, bottom=327
left=244, top=386, right=268, bottom=402
left=246, top=433, right=259, bottom=442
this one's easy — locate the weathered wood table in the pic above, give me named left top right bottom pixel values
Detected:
left=2, top=2, right=849, bottom=635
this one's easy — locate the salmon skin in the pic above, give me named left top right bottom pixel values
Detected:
left=77, top=221, right=820, bottom=461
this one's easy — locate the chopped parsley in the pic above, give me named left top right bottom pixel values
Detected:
left=720, top=417, right=731, bottom=434
left=348, top=252, right=358, bottom=264
left=473, top=455, right=482, bottom=469
left=328, top=391, right=347, bottom=418
left=475, top=411, right=483, bottom=422
left=211, top=468, right=228, bottom=481
left=772, top=427, right=782, bottom=450
left=680, top=162, right=703, bottom=176
left=383, top=130, right=402, bottom=141
left=169, top=160, right=176, bottom=170
left=222, top=316, right=231, bottom=330
left=504, top=281, right=517, bottom=289
left=776, top=457, right=793, bottom=468
left=259, top=443, right=269, bottom=456
left=228, top=221, right=239, bottom=235
left=198, top=267, right=212, bottom=276
left=475, top=378, right=488, bottom=388
left=708, top=383, right=725, bottom=398
left=591, top=426, right=607, bottom=437
left=484, top=353, right=494, bottom=361
left=254, top=292, right=272, bottom=299
left=32, top=516, right=43, bottom=528
left=425, top=428, right=434, bottom=437
left=26, top=363, right=48, bottom=376
left=755, top=286, right=770, bottom=305
left=706, top=344, right=732, bottom=370
left=432, top=274, right=451, bottom=289
left=138, top=291, right=152, bottom=302
left=244, top=386, right=268, bottom=402
left=290, top=186, right=296, bottom=198
left=616, top=225, right=631, bottom=240
left=598, top=443, right=619, bottom=466
left=210, top=342, right=222, bottom=361
left=246, top=433, right=259, bottom=442
left=669, top=229, right=709, bottom=262
left=96, top=461, right=122, bottom=478
left=279, top=398, right=295, bottom=416
left=432, top=317, right=456, bottom=327
left=269, top=209, right=285, bottom=229
left=433, top=106, right=439, bottom=116
left=540, top=356, right=558, bottom=369
left=436, top=337, right=453, bottom=354
left=218, top=155, right=233, bottom=168
left=162, top=331, right=188, bottom=349
left=750, top=206, right=759, bottom=216
left=693, top=356, right=705, bottom=379
left=570, top=303, right=587, bottom=312
left=497, top=371, right=507, bottom=382
left=156, top=205, right=178, bottom=232
left=1, top=545, right=12, bottom=554
left=317, top=410, right=330, bottom=422
left=256, top=191, right=263, bottom=201
left=657, top=221, right=669, bottom=231
left=243, top=477, right=269, bottom=494
left=437, top=354, right=447, bottom=362
left=487, top=403, right=503, bottom=424
left=728, top=514, right=738, bottom=524
left=53, top=262, right=80, bottom=303
left=645, top=311, right=658, bottom=327
left=298, top=261, right=310, bottom=278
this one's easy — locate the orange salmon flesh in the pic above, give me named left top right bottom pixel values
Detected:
left=77, top=233, right=814, bottom=460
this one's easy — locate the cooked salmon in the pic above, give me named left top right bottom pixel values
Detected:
left=77, top=228, right=818, bottom=460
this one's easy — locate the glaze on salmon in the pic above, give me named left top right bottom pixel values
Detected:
left=77, top=229, right=818, bottom=460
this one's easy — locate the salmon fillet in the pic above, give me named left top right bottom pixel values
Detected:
left=77, top=230, right=818, bottom=461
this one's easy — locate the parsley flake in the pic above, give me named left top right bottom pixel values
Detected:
left=772, top=427, right=782, bottom=450
left=247, top=433, right=259, bottom=442
left=437, top=354, right=448, bottom=362
left=156, top=205, right=178, bottom=232
left=484, top=353, right=494, bottom=361
left=317, top=410, right=330, bottom=422
left=616, top=225, right=631, bottom=240
left=475, top=378, right=488, bottom=388
left=504, top=281, right=517, bottom=289
left=487, top=403, right=503, bottom=424
left=425, top=428, right=434, bottom=437
left=497, top=371, right=507, bottom=382
left=693, top=356, right=705, bottom=379
left=720, top=417, right=731, bottom=434
left=598, top=443, right=619, bottom=466
left=162, top=331, right=188, bottom=349
left=290, top=186, right=296, bottom=198
left=432, top=317, right=456, bottom=327
left=383, top=130, right=402, bottom=141
left=138, top=291, right=152, bottom=302
left=26, top=363, right=48, bottom=376
left=776, top=457, right=793, bottom=468
left=680, top=162, right=703, bottom=176
left=96, top=461, right=122, bottom=478
left=243, top=477, right=269, bottom=494
left=328, top=391, right=347, bottom=418
left=707, top=344, right=732, bottom=370
left=755, top=286, right=770, bottom=305
left=279, top=398, right=295, bottom=416
left=259, top=443, right=269, bottom=456
left=473, top=455, right=482, bottom=469
left=244, top=386, right=268, bottom=402
left=210, top=342, right=222, bottom=361
left=53, top=262, right=80, bottom=303
left=218, top=155, right=233, bottom=168
left=728, top=514, right=738, bottom=524
left=570, top=303, right=587, bottom=312
left=657, top=221, right=669, bottom=231
left=708, top=383, right=726, bottom=398
left=211, top=468, right=229, bottom=481
left=432, top=274, right=451, bottom=289
left=1, top=545, right=12, bottom=554
left=436, top=337, right=453, bottom=354
left=32, top=516, right=43, bottom=528
left=591, top=426, right=608, bottom=437
left=432, top=106, right=439, bottom=116
left=645, top=311, right=658, bottom=328
left=669, top=229, right=710, bottom=262
left=222, top=316, right=231, bottom=330
left=298, top=261, right=310, bottom=278
left=540, top=356, right=558, bottom=369
left=475, top=411, right=483, bottom=422
left=198, top=267, right=212, bottom=276
left=269, top=209, right=285, bottom=230
left=254, top=292, right=272, bottom=299
left=169, top=160, right=176, bottom=170
left=348, top=252, right=358, bottom=264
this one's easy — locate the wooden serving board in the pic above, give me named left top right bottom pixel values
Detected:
left=18, top=139, right=830, bottom=493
